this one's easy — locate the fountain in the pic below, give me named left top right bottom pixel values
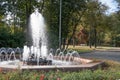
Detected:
left=22, top=8, right=52, bottom=65
left=0, top=9, right=104, bottom=72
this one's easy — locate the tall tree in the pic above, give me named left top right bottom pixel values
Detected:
left=82, top=0, right=107, bottom=48
left=61, top=0, right=87, bottom=49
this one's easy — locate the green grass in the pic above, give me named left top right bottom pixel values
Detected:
left=68, top=45, right=120, bottom=53
left=68, top=45, right=93, bottom=53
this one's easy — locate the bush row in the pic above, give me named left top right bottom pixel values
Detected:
left=0, top=69, right=120, bottom=80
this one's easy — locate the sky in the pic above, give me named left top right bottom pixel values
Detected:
left=99, top=0, right=119, bottom=14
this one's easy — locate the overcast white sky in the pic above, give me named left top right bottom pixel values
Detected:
left=99, top=0, right=119, bottom=14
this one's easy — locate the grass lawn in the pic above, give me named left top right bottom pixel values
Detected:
left=68, top=45, right=93, bottom=53
left=68, top=45, right=120, bottom=53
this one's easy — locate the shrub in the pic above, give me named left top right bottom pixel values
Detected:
left=0, top=69, right=120, bottom=80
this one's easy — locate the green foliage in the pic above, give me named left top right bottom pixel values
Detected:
left=43, top=0, right=59, bottom=48
left=0, top=0, right=120, bottom=48
left=43, top=0, right=87, bottom=49
left=0, top=26, right=10, bottom=47
left=115, top=34, right=120, bottom=47
left=0, top=26, right=25, bottom=47
left=0, top=68, right=120, bottom=80
left=81, top=0, right=108, bottom=47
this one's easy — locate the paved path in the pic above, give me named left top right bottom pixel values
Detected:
left=80, top=50, right=120, bottom=62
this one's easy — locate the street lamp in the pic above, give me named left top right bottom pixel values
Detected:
left=59, top=0, right=62, bottom=49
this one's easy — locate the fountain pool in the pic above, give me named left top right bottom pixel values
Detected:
left=0, top=47, right=104, bottom=72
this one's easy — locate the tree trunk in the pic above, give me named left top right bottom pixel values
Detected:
left=65, top=11, right=86, bottom=49
left=89, top=26, right=92, bottom=48
left=73, top=37, right=75, bottom=47
left=40, top=0, right=45, bottom=13
left=62, top=38, right=66, bottom=50
left=66, top=23, right=78, bottom=49
left=94, top=27, right=97, bottom=48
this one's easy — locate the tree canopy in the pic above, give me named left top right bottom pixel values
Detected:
left=0, top=0, right=120, bottom=48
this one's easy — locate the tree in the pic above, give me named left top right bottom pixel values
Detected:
left=81, top=0, right=107, bottom=48
left=40, top=0, right=87, bottom=49
left=61, top=0, right=87, bottom=49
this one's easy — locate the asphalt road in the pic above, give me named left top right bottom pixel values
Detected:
left=80, top=50, right=120, bottom=62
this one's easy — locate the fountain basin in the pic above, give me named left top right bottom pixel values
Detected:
left=0, top=58, right=105, bottom=72
left=26, top=59, right=52, bottom=65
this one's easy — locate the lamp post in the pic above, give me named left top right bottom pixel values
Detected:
left=59, top=0, right=62, bottom=49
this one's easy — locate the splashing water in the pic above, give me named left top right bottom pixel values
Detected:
left=23, top=9, right=47, bottom=61
left=30, top=8, right=47, bottom=57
